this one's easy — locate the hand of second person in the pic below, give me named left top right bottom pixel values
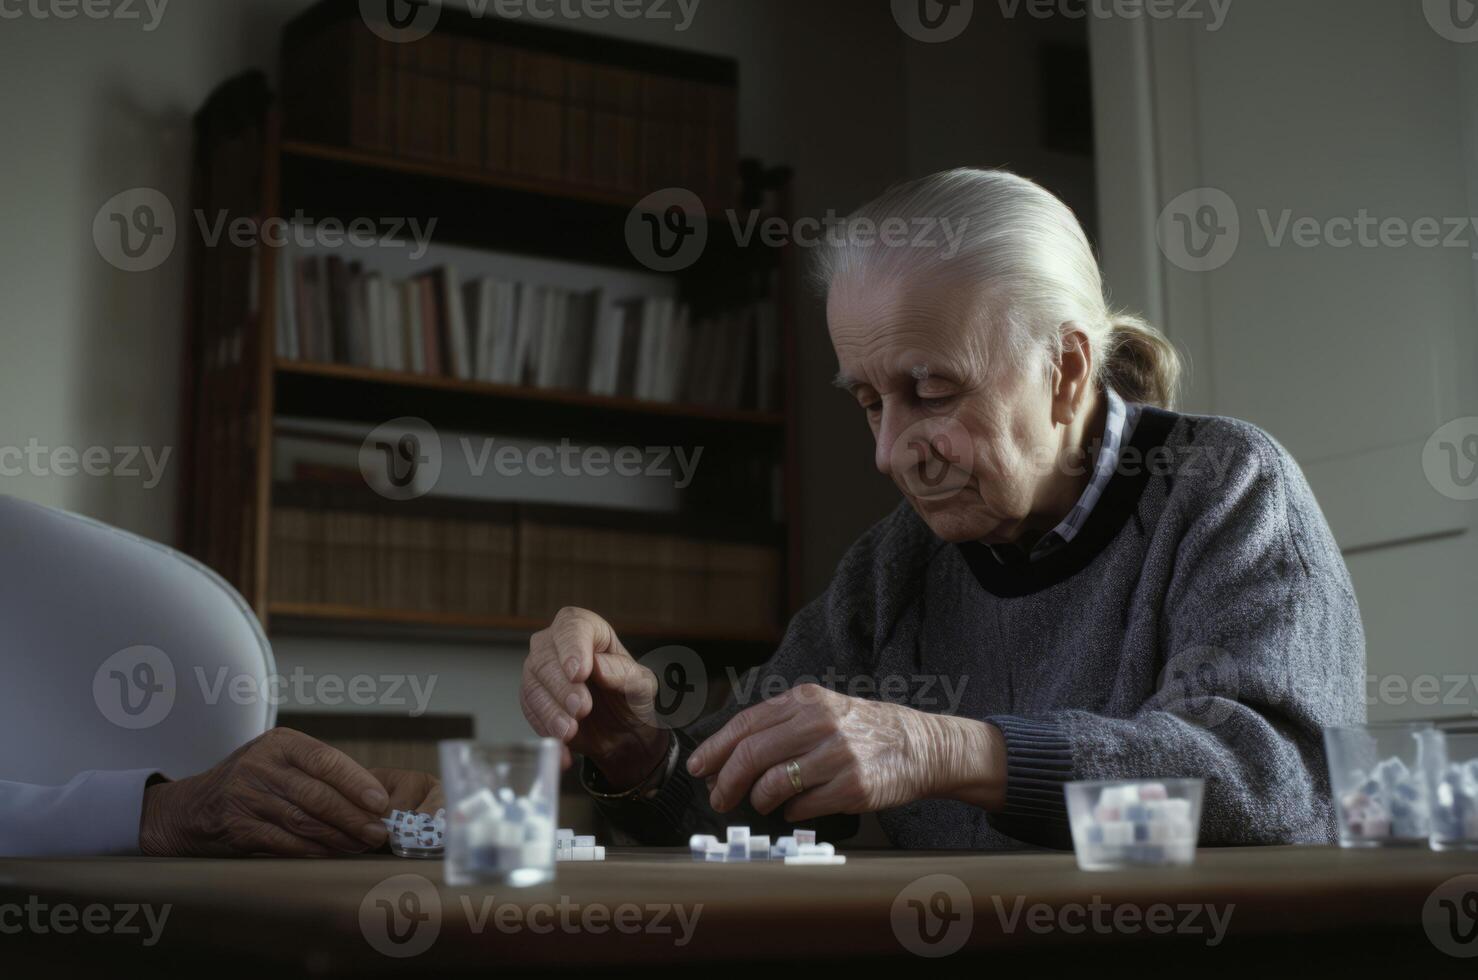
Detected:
left=138, top=728, right=393, bottom=858
left=370, top=767, right=444, bottom=816
left=686, top=684, right=994, bottom=821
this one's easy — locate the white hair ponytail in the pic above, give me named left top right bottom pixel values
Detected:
left=1101, top=311, right=1182, bottom=411
left=815, top=168, right=1181, bottom=409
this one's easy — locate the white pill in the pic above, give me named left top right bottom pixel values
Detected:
left=456, top=789, right=501, bottom=821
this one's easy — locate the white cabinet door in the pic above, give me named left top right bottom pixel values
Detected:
left=1090, top=0, right=1478, bottom=717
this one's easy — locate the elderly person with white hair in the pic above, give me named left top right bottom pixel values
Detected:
left=519, top=169, right=1365, bottom=849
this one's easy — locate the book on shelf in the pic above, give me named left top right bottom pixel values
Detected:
left=275, top=243, right=300, bottom=362
left=270, top=480, right=517, bottom=617
left=464, top=276, right=521, bottom=384
left=267, top=479, right=782, bottom=631
left=440, top=266, right=473, bottom=380
left=613, top=301, right=643, bottom=398
left=275, top=249, right=783, bottom=411
left=754, top=302, right=781, bottom=413
left=514, top=517, right=779, bottom=629
left=416, top=273, right=441, bottom=375
left=281, top=1, right=740, bottom=211
left=631, top=296, right=664, bottom=402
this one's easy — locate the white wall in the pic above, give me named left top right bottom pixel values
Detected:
left=1092, top=0, right=1478, bottom=721
left=0, top=0, right=303, bottom=542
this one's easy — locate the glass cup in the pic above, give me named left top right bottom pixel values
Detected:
left=439, top=738, right=559, bottom=887
left=1323, top=722, right=1434, bottom=847
left=1421, top=729, right=1478, bottom=851
left=1065, top=778, right=1204, bottom=870
left=386, top=807, right=445, bottom=859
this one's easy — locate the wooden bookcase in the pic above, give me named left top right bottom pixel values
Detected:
left=176, top=6, right=801, bottom=666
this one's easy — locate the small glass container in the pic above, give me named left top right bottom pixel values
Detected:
left=1065, top=778, right=1203, bottom=870
left=1421, top=729, right=1478, bottom=851
left=1323, top=722, right=1434, bottom=848
left=439, top=738, right=559, bottom=887
left=386, top=807, right=445, bottom=859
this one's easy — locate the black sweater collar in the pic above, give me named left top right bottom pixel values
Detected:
left=957, top=407, right=1179, bottom=598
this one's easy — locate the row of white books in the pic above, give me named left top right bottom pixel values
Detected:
left=275, top=251, right=781, bottom=410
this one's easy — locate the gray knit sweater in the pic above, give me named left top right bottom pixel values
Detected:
left=586, top=408, right=1367, bottom=849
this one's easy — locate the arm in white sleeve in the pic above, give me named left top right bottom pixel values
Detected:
left=0, top=770, right=160, bottom=857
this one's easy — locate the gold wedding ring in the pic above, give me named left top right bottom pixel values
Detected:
left=786, top=759, right=805, bottom=794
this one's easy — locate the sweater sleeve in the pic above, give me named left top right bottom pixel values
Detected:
left=584, top=505, right=937, bottom=845
left=987, top=424, right=1365, bottom=849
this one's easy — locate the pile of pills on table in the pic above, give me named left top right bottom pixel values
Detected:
left=451, top=787, right=556, bottom=871
left=1076, top=783, right=1195, bottom=864
left=1338, top=756, right=1429, bottom=841
left=384, top=808, right=446, bottom=855
left=689, top=827, right=844, bottom=865
left=1430, top=758, right=1478, bottom=843
left=555, top=829, right=607, bottom=862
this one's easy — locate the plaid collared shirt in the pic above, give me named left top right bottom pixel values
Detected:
left=985, top=387, right=1140, bottom=565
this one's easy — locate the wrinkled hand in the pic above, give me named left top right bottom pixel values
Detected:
left=368, top=768, right=437, bottom=815
left=370, top=768, right=443, bottom=815
left=687, top=684, right=994, bottom=821
left=139, top=728, right=393, bottom=857
left=519, top=606, right=669, bottom=788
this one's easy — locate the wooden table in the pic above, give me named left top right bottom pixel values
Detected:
left=2, top=846, right=1476, bottom=976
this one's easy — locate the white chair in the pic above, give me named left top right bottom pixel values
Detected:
left=0, top=495, right=276, bottom=784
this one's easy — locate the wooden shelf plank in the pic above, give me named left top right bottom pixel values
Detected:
left=267, top=602, right=784, bottom=645
left=282, top=139, right=725, bottom=217
left=283, top=139, right=633, bottom=209
left=274, top=359, right=786, bottom=427
left=277, top=139, right=764, bottom=272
